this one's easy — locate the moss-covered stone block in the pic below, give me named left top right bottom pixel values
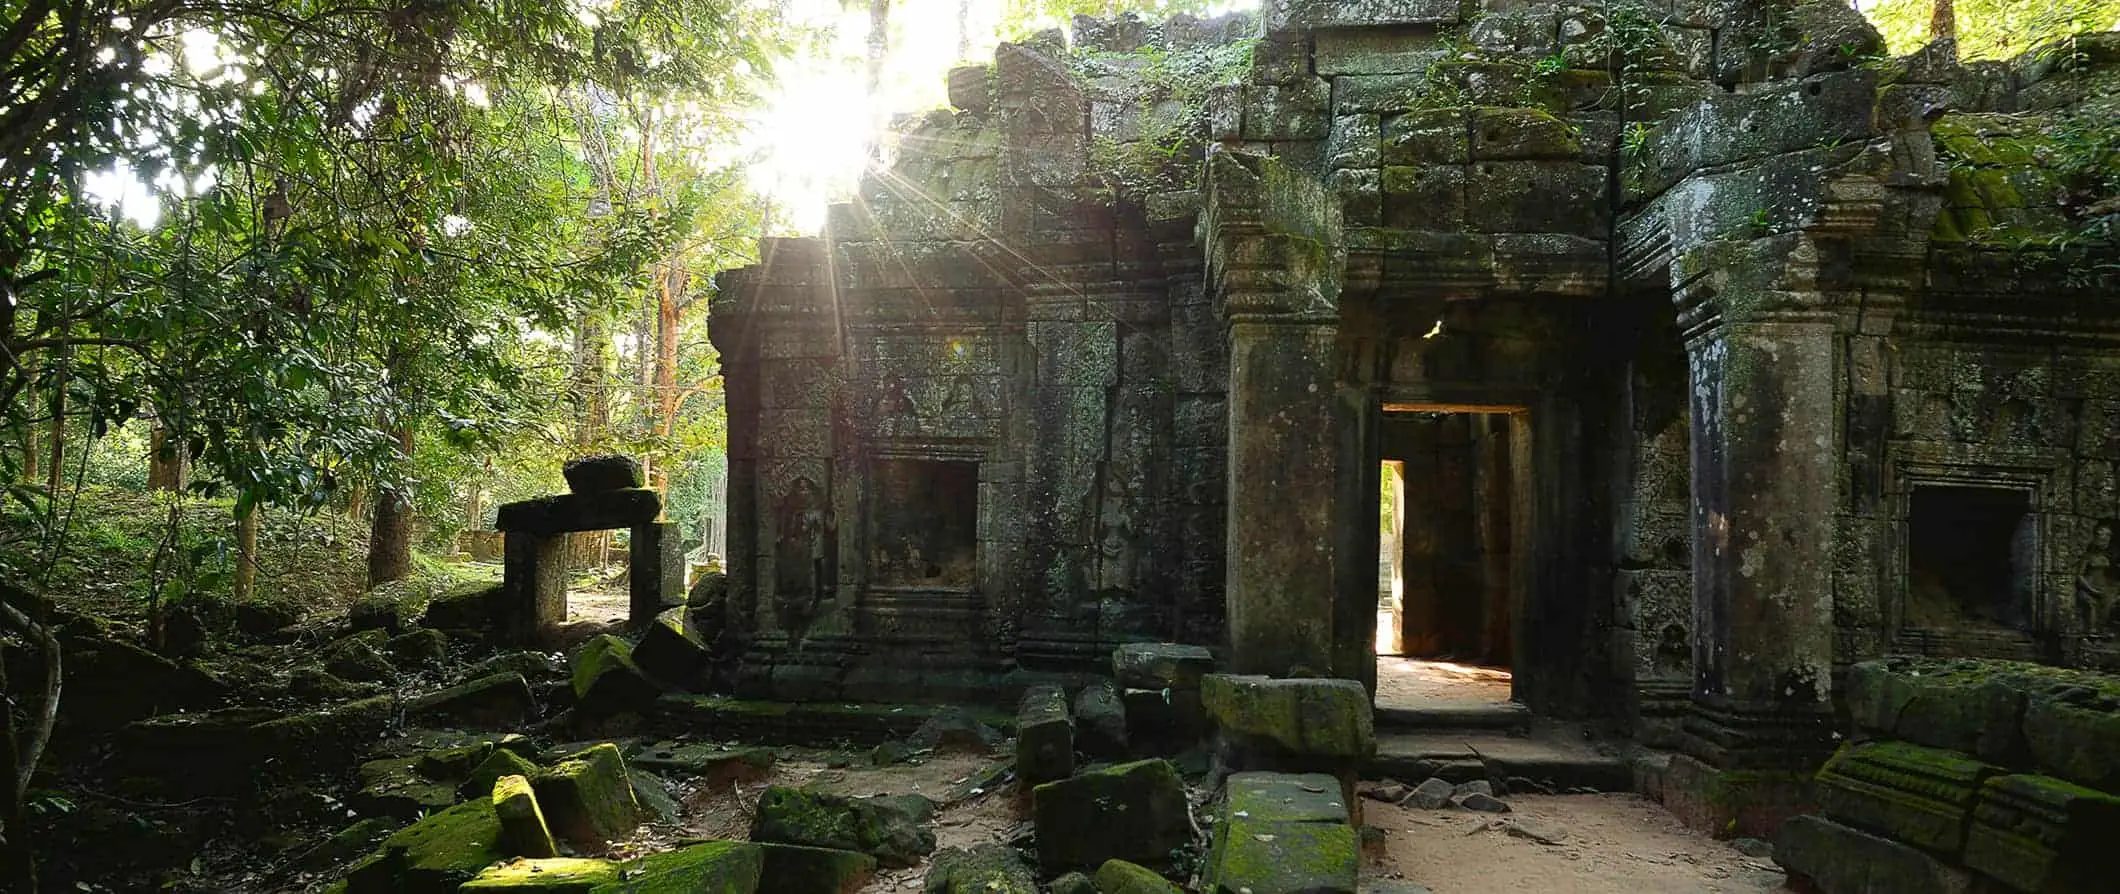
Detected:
left=406, top=672, right=535, bottom=729
left=1844, top=658, right=2029, bottom=764
left=417, top=741, right=497, bottom=779
left=530, top=743, right=641, bottom=848
left=1381, top=109, right=1469, bottom=165
left=1465, top=161, right=1607, bottom=237
left=593, top=840, right=763, bottom=893
left=1200, top=675, right=1373, bottom=760
left=2023, top=685, right=2120, bottom=794
left=750, top=786, right=936, bottom=868
left=1032, top=759, right=1192, bottom=874
left=1201, top=810, right=1356, bottom=894
left=1094, top=858, right=1183, bottom=894
left=922, top=843, right=1038, bottom=893
left=756, top=842, right=877, bottom=894
left=1472, top=108, right=1581, bottom=160
left=324, top=630, right=399, bottom=682
left=352, top=756, right=460, bottom=820
left=571, top=634, right=661, bottom=715
left=1963, top=773, right=2120, bottom=894
left=1016, top=684, right=1075, bottom=786
left=253, top=694, right=395, bottom=773
left=632, top=607, right=709, bottom=688
left=462, top=747, right=543, bottom=801
left=493, top=774, right=560, bottom=859
left=384, top=628, right=449, bottom=667
left=348, top=797, right=508, bottom=894
left=1381, top=165, right=1467, bottom=230
left=461, top=857, right=620, bottom=892
left=1241, top=80, right=1329, bottom=142
left=1774, top=813, right=1973, bottom=894
left=1814, top=741, right=1996, bottom=855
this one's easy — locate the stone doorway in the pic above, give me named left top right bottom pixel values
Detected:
left=1375, top=406, right=1529, bottom=708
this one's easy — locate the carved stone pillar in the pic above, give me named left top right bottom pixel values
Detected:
left=1668, top=235, right=1844, bottom=834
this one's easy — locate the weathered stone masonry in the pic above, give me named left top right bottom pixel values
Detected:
left=714, top=0, right=2120, bottom=833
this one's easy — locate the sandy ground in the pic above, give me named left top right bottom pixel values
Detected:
left=1375, top=656, right=1516, bottom=707
left=1364, top=793, right=1791, bottom=894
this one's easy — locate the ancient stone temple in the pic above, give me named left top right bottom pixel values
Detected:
left=712, top=0, right=2120, bottom=836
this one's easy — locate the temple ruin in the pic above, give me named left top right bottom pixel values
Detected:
left=710, top=0, right=2120, bottom=848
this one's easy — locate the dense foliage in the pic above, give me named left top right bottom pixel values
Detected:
left=1864, top=0, right=2120, bottom=59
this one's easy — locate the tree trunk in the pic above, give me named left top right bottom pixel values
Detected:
left=652, top=263, right=687, bottom=496
left=146, top=422, right=187, bottom=491
left=19, top=421, right=36, bottom=484
left=233, top=503, right=259, bottom=601
left=366, top=424, right=416, bottom=587
left=43, top=391, right=63, bottom=496
left=570, top=314, right=613, bottom=567
left=956, top=0, right=971, bottom=60
left=866, top=0, right=892, bottom=158
left=1931, top=0, right=1957, bottom=45
left=0, top=589, right=58, bottom=894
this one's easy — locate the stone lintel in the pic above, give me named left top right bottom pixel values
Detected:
left=496, top=489, right=662, bottom=535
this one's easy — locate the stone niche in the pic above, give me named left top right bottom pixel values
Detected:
left=1904, top=483, right=2038, bottom=635
left=868, top=454, right=980, bottom=591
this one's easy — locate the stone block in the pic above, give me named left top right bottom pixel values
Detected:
left=632, top=607, right=708, bottom=688
left=1017, top=684, right=1076, bottom=786
left=1073, top=679, right=1130, bottom=759
left=461, top=748, right=542, bottom=802
left=1381, top=110, right=1469, bottom=165
left=1332, top=74, right=1430, bottom=115
left=751, top=787, right=936, bottom=868
left=1814, top=741, right=1997, bottom=855
left=1313, top=30, right=1445, bottom=76
left=756, top=842, right=877, bottom=894
left=496, top=489, right=660, bottom=534
left=1201, top=675, right=1374, bottom=760
left=1774, top=814, right=1976, bottom=894
left=1263, top=0, right=1461, bottom=31
left=600, top=840, right=763, bottom=893
left=1382, top=165, right=1466, bottom=230
left=1471, top=108, right=1583, bottom=160
left=347, top=798, right=508, bottom=894
left=1963, top=774, right=2120, bottom=894
left=1328, top=168, right=1382, bottom=226
left=1114, top=642, right=1217, bottom=690
left=2023, top=684, right=2120, bottom=794
left=924, top=843, right=1037, bottom=893
left=529, top=743, right=641, bottom=848
left=561, top=454, right=642, bottom=493
left=570, top=634, right=660, bottom=716
left=1201, top=772, right=1356, bottom=894
left=1032, top=759, right=1192, bottom=874
left=948, top=64, right=993, bottom=116
left=405, top=672, right=536, bottom=730
left=491, top=774, right=560, bottom=860
left=1095, top=859, right=1183, bottom=894
left=353, top=756, right=457, bottom=820
left=459, top=857, right=620, bottom=892
left=628, top=521, right=685, bottom=623
left=1844, top=658, right=2029, bottom=764
left=1325, top=113, right=1381, bottom=170
left=1242, top=80, right=1330, bottom=141
left=1465, top=161, right=1607, bottom=237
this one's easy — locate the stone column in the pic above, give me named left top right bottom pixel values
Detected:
left=1226, top=317, right=1342, bottom=677
left=1669, top=236, right=1843, bottom=835
left=629, top=521, right=684, bottom=623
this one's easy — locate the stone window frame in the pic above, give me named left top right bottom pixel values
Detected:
left=862, top=440, right=990, bottom=599
left=1885, top=447, right=2071, bottom=653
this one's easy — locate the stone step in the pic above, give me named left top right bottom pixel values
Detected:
left=1366, top=731, right=1632, bottom=793
left=1373, top=699, right=1530, bottom=733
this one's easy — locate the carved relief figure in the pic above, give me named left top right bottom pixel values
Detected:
left=773, top=476, right=836, bottom=634
left=2076, top=522, right=2118, bottom=634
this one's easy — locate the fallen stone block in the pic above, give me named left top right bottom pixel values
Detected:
left=1074, top=679, right=1130, bottom=759
left=908, top=707, right=1004, bottom=752
left=406, top=672, right=536, bottom=729
left=461, top=748, right=543, bottom=801
left=1032, top=759, right=1192, bottom=874
left=570, top=634, right=660, bottom=715
left=383, top=628, right=448, bottom=667
left=345, top=797, right=508, bottom=894
left=349, top=590, right=421, bottom=635
left=756, top=842, right=878, bottom=894
left=253, top=694, right=395, bottom=773
left=1096, top=858, right=1184, bottom=893
left=352, top=756, right=458, bottom=820
left=751, top=786, right=936, bottom=868
left=1963, top=773, right=2120, bottom=894
left=2022, top=682, right=2120, bottom=794
left=631, top=607, right=710, bottom=688
left=493, top=774, right=559, bottom=859
left=1201, top=674, right=1373, bottom=760
left=462, top=857, right=618, bottom=892
left=1113, top=643, right=1216, bottom=691
left=1016, top=684, right=1075, bottom=786
left=1775, top=813, right=1975, bottom=894
left=1815, top=740, right=1996, bottom=855
left=529, top=743, right=642, bottom=848
left=1407, top=776, right=1454, bottom=809
left=1844, top=658, right=2029, bottom=763
left=324, top=630, right=398, bottom=682
left=922, top=843, right=1037, bottom=893
left=422, top=582, right=505, bottom=636
left=1201, top=772, right=1356, bottom=894
left=629, top=742, right=775, bottom=786
left=598, top=839, right=763, bottom=893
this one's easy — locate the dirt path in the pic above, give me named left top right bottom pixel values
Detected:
left=1364, top=793, right=1790, bottom=894
left=1375, top=657, right=1515, bottom=708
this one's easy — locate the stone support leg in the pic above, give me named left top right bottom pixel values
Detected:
left=630, top=521, right=684, bottom=624
left=1226, top=319, right=1342, bottom=677
left=502, top=532, right=567, bottom=646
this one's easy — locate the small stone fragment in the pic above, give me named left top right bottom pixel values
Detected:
left=1453, top=791, right=1510, bottom=813
left=923, top=843, right=1037, bottom=893
left=1016, top=684, right=1075, bottom=786
left=1504, top=820, right=1568, bottom=845
left=1731, top=836, right=1773, bottom=859
left=1094, top=858, right=1183, bottom=893
left=1450, top=780, right=1493, bottom=799
left=908, top=707, right=1003, bottom=753
left=750, top=786, right=936, bottom=868
left=1111, top=642, right=1217, bottom=690
left=562, top=454, right=643, bottom=493
left=1407, top=777, right=1455, bottom=809
left=1361, top=781, right=1412, bottom=802
left=756, top=842, right=878, bottom=894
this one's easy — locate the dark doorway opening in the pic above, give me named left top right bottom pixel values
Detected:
left=869, top=458, right=980, bottom=589
left=1377, top=408, right=1525, bottom=707
left=1906, top=484, right=2036, bottom=632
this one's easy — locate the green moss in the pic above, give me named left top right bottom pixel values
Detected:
left=461, top=857, right=621, bottom=892
left=530, top=743, right=641, bottom=848
left=1094, top=858, right=1183, bottom=894
left=1202, top=817, right=1355, bottom=894
left=493, top=773, right=559, bottom=859
left=349, top=797, right=508, bottom=894
left=353, top=756, right=460, bottom=820
left=463, top=747, right=543, bottom=800
left=755, top=842, right=878, bottom=894
left=591, top=840, right=765, bottom=893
